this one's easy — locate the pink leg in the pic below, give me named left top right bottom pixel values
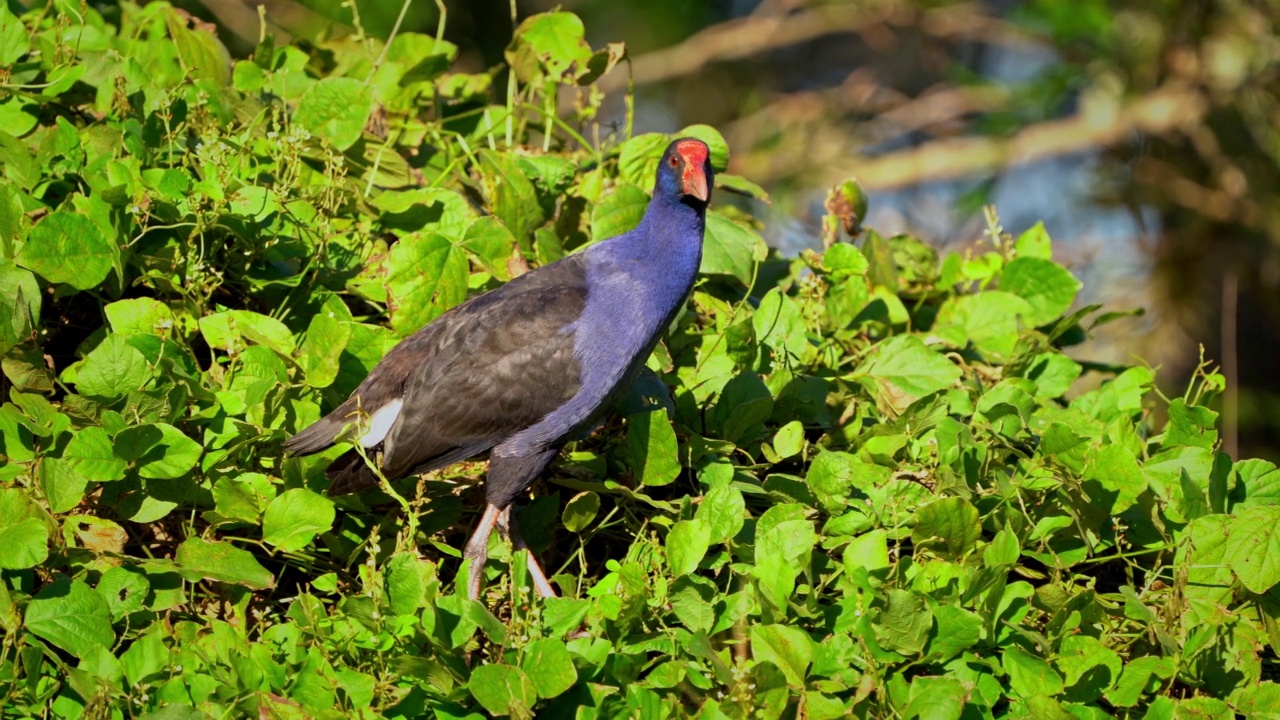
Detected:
left=498, top=506, right=558, bottom=599
left=463, top=504, right=502, bottom=601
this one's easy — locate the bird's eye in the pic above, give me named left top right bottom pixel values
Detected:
left=668, top=156, right=679, bottom=168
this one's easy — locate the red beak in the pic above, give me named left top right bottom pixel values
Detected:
left=682, top=167, right=709, bottom=202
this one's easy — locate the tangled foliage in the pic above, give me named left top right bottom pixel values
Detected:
left=1, top=3, right=1278, bottom=719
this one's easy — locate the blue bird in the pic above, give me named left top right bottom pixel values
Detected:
left=285, top=138, right=713, bottom=601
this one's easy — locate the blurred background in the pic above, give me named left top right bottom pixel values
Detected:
left=167, top=0, right=1280, bottom=462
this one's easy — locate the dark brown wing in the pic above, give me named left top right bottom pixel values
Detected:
left=378, top=274, right=586, bottom=479
left=285, top=253, right=588, bottom=493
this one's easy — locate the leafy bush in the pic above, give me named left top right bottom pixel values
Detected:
left=1, top=3, right=1278, bottom=719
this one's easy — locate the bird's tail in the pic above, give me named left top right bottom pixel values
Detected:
left=282, top=416, right=346, bottom=456
left=323, top=449, right=382, bottom=496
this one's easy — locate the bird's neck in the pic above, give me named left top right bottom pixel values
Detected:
left=636, top=194, right=706, bottom=263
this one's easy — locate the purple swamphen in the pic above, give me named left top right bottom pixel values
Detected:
left=284, top=138, right=713, bottom=601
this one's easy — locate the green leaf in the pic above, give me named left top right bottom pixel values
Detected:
left=211, top=473, right=275, bottom=524
left=902, top=676, right=968, bottom=720
left=1024, top=352, right=1082, bottom=399
left=0, top=5, right=26, bottom=66
left=617, top=133, right=669, bottom=189
left=858, top=336, right=961, bottom=413
left=753, top=288, right=810, bottom=361
left=932, top=291, right=1033, bottom=359
left=590, top=182, right=649, bottom=241
left=843, top=529, right=890, bottom=573
left=0, top=181, right=23, bottom=254
left=984, top=525, right=1020, bottom=567
left=374, top=188, right=477, bottom=239
left=294, top=77, right=374, bottom=151
left=1172, top=697, right=1233, bottom=720
left=862, top=230, right=900, bottom=289
left=541, top=598, right=590, bottom=637
left=1015, top=221, right=1053, bottom=259
left=199, top=310, right=296, bottom=357
left=0, top=517, right=47, bottom=569
left=25, top=579, right=115, bottom=659
left=521, top=638, right=578, bottom=699
left=806, top=451, right=863, bottom=512
left=40, top=456, right=88, bottom=513
left=695, top=483, right=745, bottom=544
left=1003, top=646, right=1065, bottom=698
left=1233, top=682, right=1280, bottom=719
left=299, top=312, right=350, bottom=388
left=262, top=488, right=336, bottom=552
left=626, top=409, right=681, bottom=487
left=1084, top=444, right=1146, bottom=514
left=464, top=216, right=518, bottom=280
left=716, top=173, right=771, bottom=203
left=873, top=589, right=932, bottom=655
left=750, top=624, right=813, bottom=687
left=105, top=298, right=174, bottom=337
left=1164, top=398, right=1219, bottom=450
left=228, top=185, right=281, bottom=221
left=1105, top=656, right=1174, bottom=707
left=712, top=372, right=774, bottom=445
left=96, top=566, right=148, bottom=620
left=927, top=605, right=982, bottom=660
left=16, top=211, right=114, bottom=290
left=666, top=519, right=711, bottom=576
left=912, top=497, right=981, bottom=558
left=753, top=509, right=815, bottom=609
left=386, top=551, right=433, bottom=616
left=1000, top=257, right=1082, bottom=327
left=165, top=8, right=231, bottom=85
left=468, top=664, right=537, bottom=716
left=1226, top=506, right=1280, bottom=593
left=507, top=11, right=592, bottom=82
left=386, top=233, right=468, bottom=336
left=1055, top=635, right=1122, bottom=702
left=120, top=631, right=168, bottom=686
left=562, top=491, right=600, bottom=533
left=78, top=645, right=124, bottom=686
left=669, top=577, right=716, bottom=632
left=478, top=150, right=546, bottom=242
left=773, top=420, right=805, bottom=458
left=175, top=537, right=275, bottom=589
left=823, top=243, right=868, bottom=278
left=63, top=426, right=126, bottom=482
left=0, top=263, right=40, bottom=356
left=115, top=423, right=201, bottom=480
left=1229, top=458, right=1280, bottom=510
left=1072, top=366, right=1153, bottom=422
left=702, top=212, right=764, bottom=285
left=76, top=334, right=151, bottom=397
left=1176, top=515, right=1234, bottom=627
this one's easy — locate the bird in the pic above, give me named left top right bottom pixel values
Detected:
left=284, top=137, right=713, bottom=602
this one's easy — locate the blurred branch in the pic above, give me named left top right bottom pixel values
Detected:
left=188, top=0, right=336, bottom=48
left=1223, top=268, right=1239, bottom=459
left=731, top=73, right=1010, bottom=151
left=190, top=1, right=289, bottom=46
left=737, top=83, right=1209, bottom=192
left=1133, top=157, right=1260, bottom=225
left=599, top=2, right=1037, bottom=95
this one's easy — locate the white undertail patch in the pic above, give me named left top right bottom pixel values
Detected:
left=359, top=399, right=404, bottom=447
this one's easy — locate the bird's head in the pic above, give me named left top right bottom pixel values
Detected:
left=657, top=138, right=713, bottom=208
